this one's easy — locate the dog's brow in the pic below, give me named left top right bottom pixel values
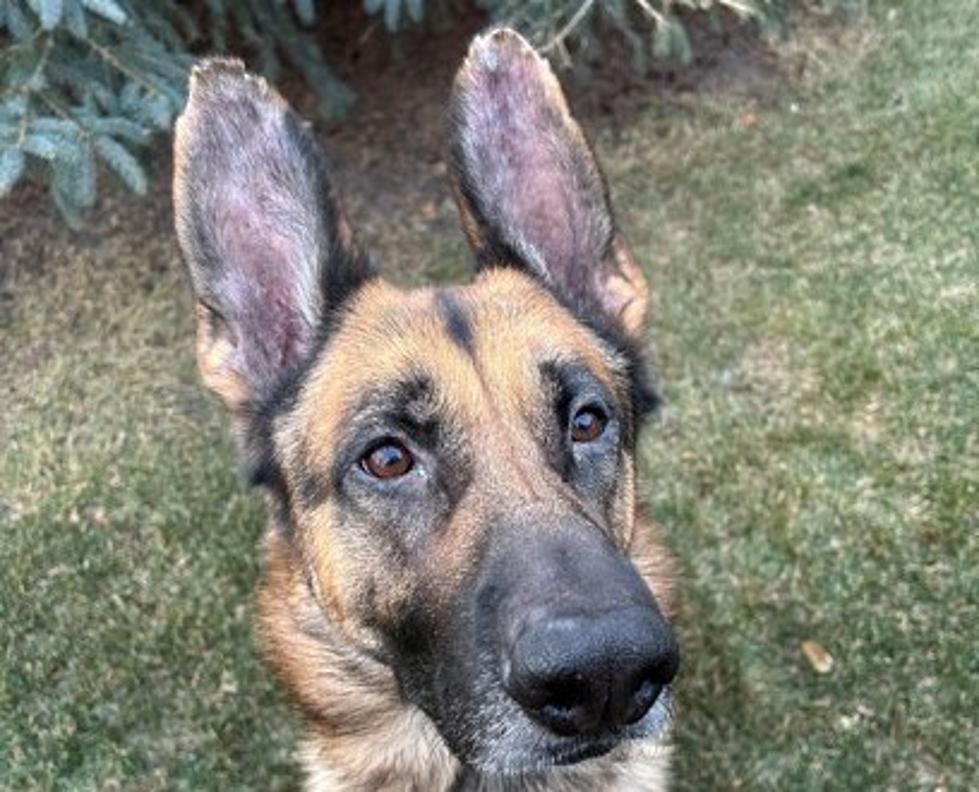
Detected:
left=539, top=358, right=610, bottom=402
left=436, top=291, right=475, bottom=357
left=358, top=374, right=436, bottom=426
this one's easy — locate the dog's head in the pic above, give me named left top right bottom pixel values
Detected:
left=173, top=29, right=678, bottom=774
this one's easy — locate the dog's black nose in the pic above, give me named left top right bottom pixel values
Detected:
left=503, top=606, right=679, bottom=736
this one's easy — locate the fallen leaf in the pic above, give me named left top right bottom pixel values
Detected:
left=801, top=640, right=834, bottom=674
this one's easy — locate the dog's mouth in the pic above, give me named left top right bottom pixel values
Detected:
left=546, top=686, right=674, bottom=765
left=547, top=737, right=618, bottom=767
left=463, top=686, right=675, bottom=776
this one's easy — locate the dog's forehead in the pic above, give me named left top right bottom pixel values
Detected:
left=292, top=269, right=620, bottom=455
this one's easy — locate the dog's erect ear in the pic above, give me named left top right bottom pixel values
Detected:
left=173, top=59, right=372, bottom=413
left=449, top=28, right=648, bottom=338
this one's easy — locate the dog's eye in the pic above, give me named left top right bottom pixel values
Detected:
left=361, top=440, right=413, bottom=479
left=570, top=406, right=607, bottom=443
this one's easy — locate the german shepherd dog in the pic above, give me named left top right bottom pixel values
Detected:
left=173, top=27, right=679, bottom=791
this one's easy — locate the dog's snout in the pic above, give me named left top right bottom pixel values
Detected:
left=502, top=606, right=679, bottom=737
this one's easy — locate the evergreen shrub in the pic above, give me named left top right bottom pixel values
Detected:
left=0, top=0, right=858, bottom=225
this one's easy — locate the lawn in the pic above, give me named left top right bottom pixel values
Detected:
left=1, top=1, right=976, bottom=788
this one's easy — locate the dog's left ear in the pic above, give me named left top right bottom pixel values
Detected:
left=173, top=59, right=373, bottom=415
left=449, top=28, right=648, bottom=338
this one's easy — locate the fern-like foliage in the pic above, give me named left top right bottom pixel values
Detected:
left=0, top=0, right=347, bottom=226
left=481, top=1, right=864, bottom=69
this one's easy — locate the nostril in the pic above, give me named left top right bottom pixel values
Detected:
left=623, top=678, right=663, bottom=725
left=543, top=674, right=585, bottom=711
left=533, top=673, right=603, bottom=736
left=538, top=703, right=585, bottom=736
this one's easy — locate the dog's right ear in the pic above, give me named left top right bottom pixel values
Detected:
left=448, top=29, right=648, bottom=340
left=173, top=59, right=372, bottom=414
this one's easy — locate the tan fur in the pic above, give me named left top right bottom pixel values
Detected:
left=606, top=236, right=650, bottom=337
left=193, top=303, right=250, bottom=413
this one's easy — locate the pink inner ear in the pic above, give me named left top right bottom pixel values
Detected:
left=215, top=195, right=311, bottom=383
left=457, top=35, right=612, bottom=287
left=487, top=71, right=577, bottom=271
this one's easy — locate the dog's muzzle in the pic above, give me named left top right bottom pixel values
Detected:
left=485, top=519, right=680, bottom=744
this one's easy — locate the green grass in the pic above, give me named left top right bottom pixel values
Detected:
left=2, top=1, right=976, bottom=788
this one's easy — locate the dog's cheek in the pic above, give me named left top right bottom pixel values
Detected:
left=384, top=570, right=495, bottom=758
left=610, top=453, right=639, bottom=550
left=299, top=492, right=447, bottom=648
left=570, top=444, right=633, bottom=549
left=298, top=483, right=498, bottom=749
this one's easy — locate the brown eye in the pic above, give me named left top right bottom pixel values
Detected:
left=570, top=406, right=607, bottom=443
left=361, top=440, right=413, bottom=479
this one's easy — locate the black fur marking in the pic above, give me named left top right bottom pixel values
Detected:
left=588, top=316, right=661, bottom=431
left=558, top=293, right=661, bottom=442
left=539, top=359, right=600, bottom=480
left=293, top=442, right=331, bottom=512
left=539, top=359, right=626, bottom=513
left=539, top=313, right=659, bottom=454
left=328, top=374, right=437, bottom=495
left=436, top=290, right=475, bottom=357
